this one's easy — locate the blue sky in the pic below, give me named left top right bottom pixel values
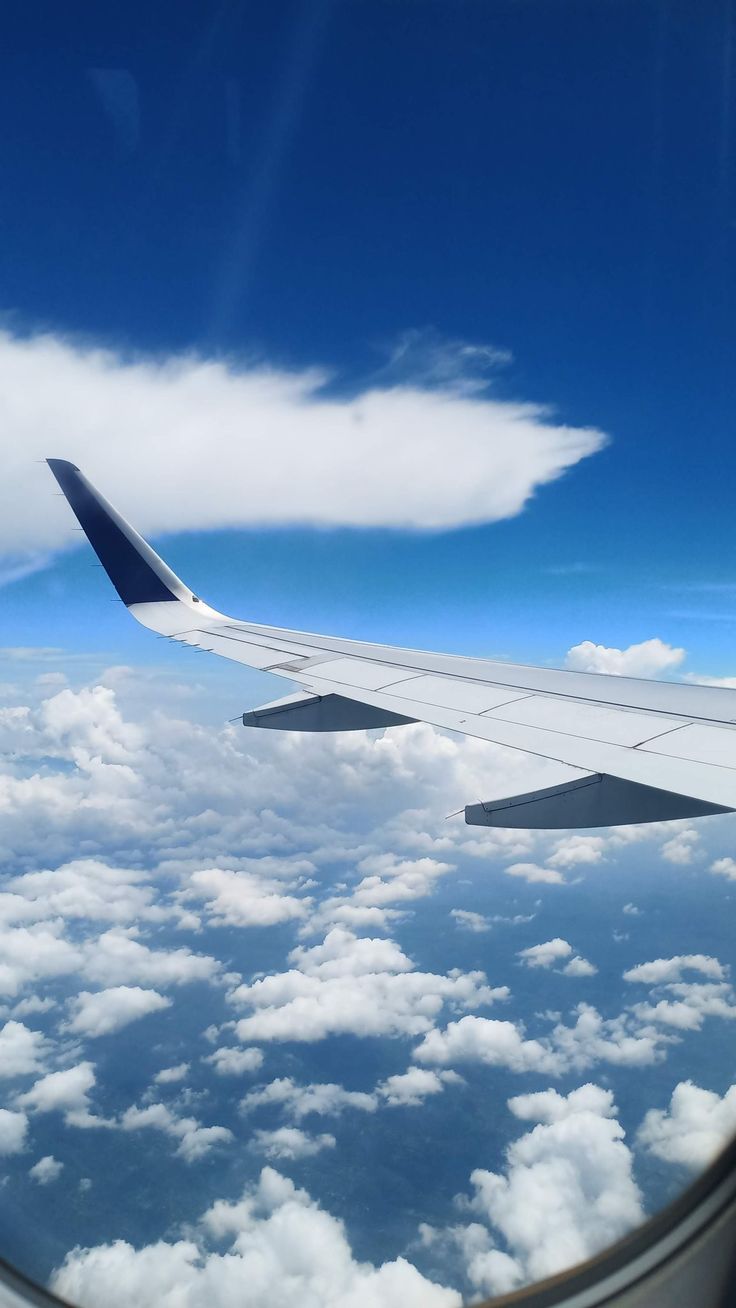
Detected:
left=2, top=0, right=736, bottom=687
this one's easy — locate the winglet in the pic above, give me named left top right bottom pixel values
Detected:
left=47, top=459, right=188, bottom=606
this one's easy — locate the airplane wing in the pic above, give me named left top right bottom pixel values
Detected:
left=47, top=459, right=736, bottom=830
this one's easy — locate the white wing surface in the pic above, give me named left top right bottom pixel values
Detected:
left=48, top=459, right=736, bottom=829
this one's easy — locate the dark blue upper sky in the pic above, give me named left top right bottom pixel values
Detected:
left=4, top=0, right=736, bottom=675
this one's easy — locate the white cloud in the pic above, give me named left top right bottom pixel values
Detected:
left=564, top=638, right=685, bottom=677
left=638, top=1081, right=736, bottom=1170
left=288, top=929, right=414, bottom=980
left=2, top=329, right=606, bottom=565
left=81, top=930, right=220, bottom=989
left=562, top=956, right=598, bottom=978
left=66, top=987, right=171, bottom=1038
left=251, top=1127, right=336, bottom=1160
left=517, top=939, right=573, bottom=969
left=230, top=929, right=501, bottom=1044
left=549, top=1003, right=667, bottom=1070
left=345, top=855, right=455, bottom=909
left=450, top=909, right=490, bottom=933
left=623, top=903, right=641, bottom=916
left=241, top=1078, right=376, bottom=1120
left=0, top=923, right=83, bottom=997
left=631, top=982, right=736, bottom=1031
left=414, top=1016, right=562, bottom=1076
left=377, top=1068, right=461, bottom=1107
left=30, top=1154, right=63, bottom=1184
left=452, top=1084, right=644, bottom=1296
left=623, top=955, right=725, bottom=985
left=187, top=867, right=310, bottom=928
left=18, top=1061, right=97, bottom=1124
left=205, top=1046, right=264, bottom=1077
left=303, top=855, right=456, bottom=939
left=0, top=1108, right=28, bottom=1154
left=548, top=836, right=606, bottom=868
left=11, top=996, right=56, bottom=1018
left=660, top=827, right=699, bottom=865
left=416, top=999, right=676, bottom=1079
left=5, top=859, right=162, bottom=926
left=153, top=1064, right=189, bottom=1085
left=504, top=862, right=566, bottom=886
left=52, top=1166, right=462, bottom=1308
left=507, top=1082, right=614, bottom=1124
left=120, top=1103, right=232, bottom=1163
left=0, top=688, right=543, bottom=913
left=0, top=1020, right=48, bottom=1079
left=711, top=857, right=736, bottom=881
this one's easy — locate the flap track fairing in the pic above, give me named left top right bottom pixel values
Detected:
left=243, top=691, right=415, bottom=732
left=465, top=772, right=732, bottom=830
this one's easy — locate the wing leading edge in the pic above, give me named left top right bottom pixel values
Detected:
left=47, top=459, right=736, bottom=829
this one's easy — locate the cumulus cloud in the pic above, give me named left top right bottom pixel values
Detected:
left=630, top=982, right=736, bottom=1031
left=0, top=685, right=539, bottom=907
left=52, top=1166, right=462, bottom=1308
left=303, top=855, right=455, bottom=939
left=81, top=930, right=220, bottom=989
left=517, top=939, right=573, bottom=969
left=4, top=671, right=734, bottom=1302
left=549, top=1003, right=668, bottom=1070
left=0, top=1108, right=28, bottom=1154
left=205, top=1047, right=264, bottom=1077
left=660, top=827, right=699, bottom=865
left=153, top=1064, right=189, bottom=1085
left=638, top=1081, right=736, bottom=1170
left=230, top=929, right=501, bottom=1043
left=548, top=836, right=606, bottom=869
left=4, top=859, right=163, bottom=926
left=450, top=909, right=490, bottom=933
left=1, top=328, right=606, bottom=569
left=452, top=1084, right=644, bottom=1296
left=564, top=638, right=685, bottom=677
left=623, top=955, right=726, bottom=985
left=0, top=1021, right=49, bottom=1079
left=186, top=867, right=311, bottom=928
left=66, top=987, right=171, bottom=1038
left=121, top=1103, right=232, bottom=1163
left=0, top=922, right=83, bottom=997
left=377, top=1068, right=461, bottom=1107
left=241, top=1077, right=376, bottom=1120
left=414, top=1016, right=562, bottom=1076
left=711, top=857, right=736, bottom=881
left=562, top=956, right=598, bottom=978
left=18, top=1062, right=97, bottom=1124
left=251, top=1126, right=336, bottom=1160
left=415, top=999, right=678, bottom=1079
left=504, top=862, right=566, bottom=886
left=30, top=1155, right=63, bottom=1184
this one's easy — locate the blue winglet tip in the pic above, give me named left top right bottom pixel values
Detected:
left=47, top=458, right=80, bottom=476
left=46, top=457, right=178, bottom=606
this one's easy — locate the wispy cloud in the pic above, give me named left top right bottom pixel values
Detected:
left=0, top=328, right=607, bottom=566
